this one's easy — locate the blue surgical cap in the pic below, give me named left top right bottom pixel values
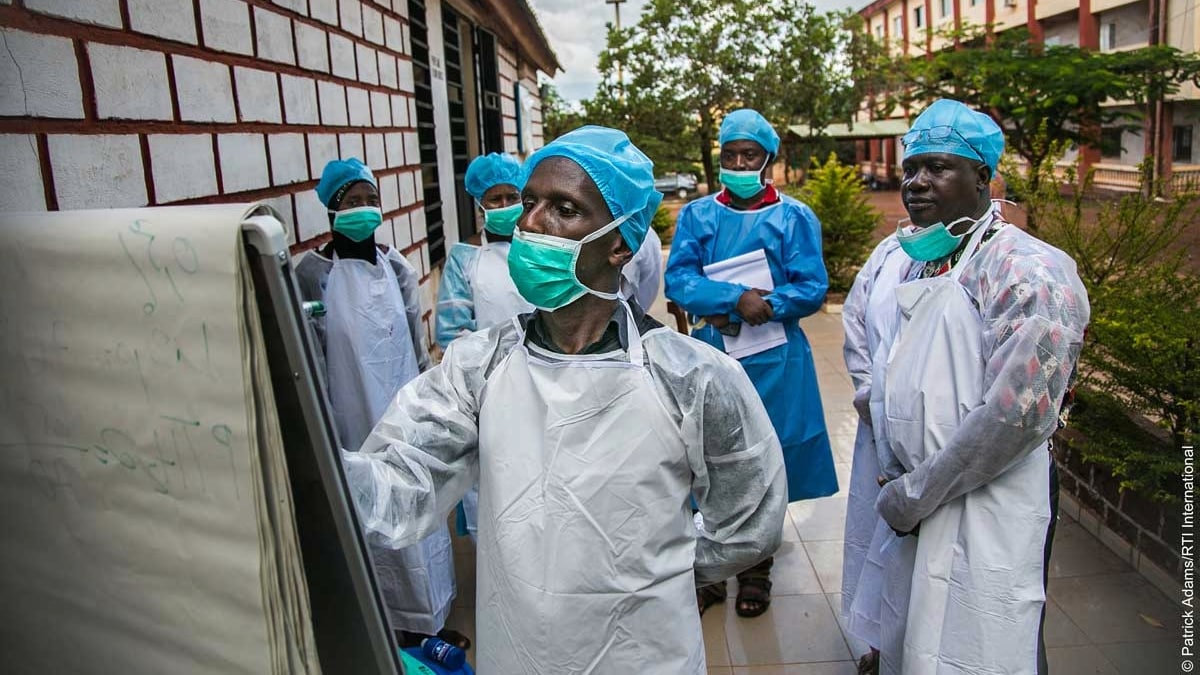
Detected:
left=465, top=153, right=524, bottom=199
left=719, top=109, right=780, bottom=155
left=316, top=158, right=376, bottom=208
left=522, top=125, right=663, bottom=252
left=903, top=99, right=1005, bottom=174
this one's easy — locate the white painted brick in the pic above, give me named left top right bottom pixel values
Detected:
left=259, top=193, right=296, bottom=246
left=399, top=169, right=416, bottom=207
left=271, top=0, right=307, bottom=14
left=295, top=21, right=330, bottom=73
left=390, top=94, right=409, bottom=128
left=372, top=0, right=392, bottom=10
left=317, top=80, right=347, bottom=126
left=411, top=207, right=427, bottom=241
left=49, top=134, right=146, bottom=209
left=217, top=133, right=269, bottom=193
left=340, top=0, right=363, bottom=37
left=200, top=0, right=253, bottom=56
left=504, top=136, right=518, bottom=154
left=375, top=216, right=396, bottom=249
left=362, top=5, right=384, bottom=45
left=129, top=0, right=198, bottom=44
left=378, top=52, right=397, bottom=88
left=347, top=87, right=371, bottom=126
left=234, top=67, right=281, bottom=123
left=408, top=97, right=417, bottom=127
left=405, top=249, right=421, bottom=276
left=88, top=44, right=172, bottom=121
left=339, top=133, right=364, bottom=161
left=503, top=117, right=517, bottom=135
left=148, top=134, right=217, bottom=203
left=364, top=133, right=386, bottom=169
left=173, top=56, right=236, bottom=123
left=307, top=131, right=340, bottom=177
left=383, top=16, right=402, bottom=52
left=307, top=134, right=338, bottom=179
left=371, top=91, right=392, bottom=127
left=421, top=248, right=430, bottom=282
left=401, top=22, right=410, bottom=54
left=391, top=0, right=407, bottom=19
left=0, top=29, right=83, bottom=119
left=403, top=131, right=420, bottom=165
left=501, top=95, right=515, bottom=117
left=329, top=33, right=357, bottom=79
left=397, top=58, right=414, bottom=93
left=295, top=188, right=330, bottom=241
left=309, top=0, right=337, bottom=25
left=26, top=0, right=121, bottom=27
left=280, top=74, right=319, bottom=124
left=268, top=133, right=309, bottom=186
left=356, top=43, right=378, bottom=85
left=384, top=132, right=403, bottom=169
left=381, top=170, right=400, bottom=210
left=414, top=171, right=424, bottom=200
left=393, top=211, right=412, bottom=249
left=254, top=7, right=295, bottom=65
left=0, top=135, right=45, bottom=211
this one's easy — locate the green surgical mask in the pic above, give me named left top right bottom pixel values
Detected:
left=719, top=167, right=767, bottom=199
left=507, top=213, right=632, bottom=311
left=895, top=215, right=979, bottom=262
left=331, top=206, right=383, bottom=242
left=480, top=202, right=523, bottom=236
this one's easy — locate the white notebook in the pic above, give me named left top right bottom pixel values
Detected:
left=703, top=249, right=788, bottom=359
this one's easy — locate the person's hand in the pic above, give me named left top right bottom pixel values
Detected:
left=853, top=386, right=872, bottom=425
left=704, top=314, right=731, bottom=329
left=876, top=475, right=920, bottom=537
left=735, top=289, right=774, bottom=326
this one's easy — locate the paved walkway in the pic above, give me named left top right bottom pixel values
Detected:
left=443, top=307, right=1181, bottom=674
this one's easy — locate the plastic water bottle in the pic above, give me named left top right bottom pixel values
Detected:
left=420, top=637, right=466, bottom=669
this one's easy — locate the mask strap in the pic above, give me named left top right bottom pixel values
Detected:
left=575, top=213, right=634, bottom=301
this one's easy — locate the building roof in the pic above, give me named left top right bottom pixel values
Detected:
left=787, top=119, right=910, bottom=139
left=482, top=0, right=562, bottom=76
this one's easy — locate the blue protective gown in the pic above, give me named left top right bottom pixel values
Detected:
left=665, top=193, right=837, bottom=501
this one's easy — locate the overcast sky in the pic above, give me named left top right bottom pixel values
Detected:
left=528, top=0, right=870, bottom=104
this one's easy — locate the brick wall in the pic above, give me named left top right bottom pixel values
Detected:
left=0, top=0, right=438, bottom=339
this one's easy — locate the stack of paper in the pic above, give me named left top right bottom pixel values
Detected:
left=702, top=249, right=788, bottom=359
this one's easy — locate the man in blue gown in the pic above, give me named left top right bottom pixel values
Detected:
left=666, top=109, right=837, bottom=618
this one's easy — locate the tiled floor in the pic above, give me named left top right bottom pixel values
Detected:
left=441, top=309, right=1181, bottom=673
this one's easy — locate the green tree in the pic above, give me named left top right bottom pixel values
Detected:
left=585, top=0, right=879, bottom=190
left=540, top=83, right=583, bottom=142
left=789, top=152, right=881, bottom=294
left=877, top=25, right=1200, bottom=211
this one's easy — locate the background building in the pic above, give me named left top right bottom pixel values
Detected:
left=854, top=0, right=1198, bottom=191
left=0, top=0, right=559, bottom=348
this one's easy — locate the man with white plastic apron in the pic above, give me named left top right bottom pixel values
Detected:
left=865, top=99, right=1089, bottom=674
left=340, top=126, right=787, bottom=673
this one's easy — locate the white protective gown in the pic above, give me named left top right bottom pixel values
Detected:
left=870, top=210, right=1089, bottom=675
left=342, top=302, right=787, bottom=674
left=294, top=248, right=455, bottom=635
left=621, top=226, right=663, bottom=311
left=840, top=234, right=909, bottom=648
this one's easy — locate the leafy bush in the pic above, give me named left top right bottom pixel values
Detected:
left=1039, top=163, right=1200, bottom=501
left=788, top=152, right=881, bottom=294
left=1071, top=387, right=1178, bottom=503
left=650, top=204, right=674, bottom=245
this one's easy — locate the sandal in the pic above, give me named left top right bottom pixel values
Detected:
left=856, top=649, right=880, bottom=675
left=437, top=628, right=472, bottom=651
left=697, top=582, right=726, bottom=616
left=735, top=576, right=772, bottom=618
left=397, top=629, right=472, bottom=651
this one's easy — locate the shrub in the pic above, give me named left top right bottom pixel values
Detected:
left=789, top=152, right=881, bottom=294
left=1039, top=162, right=1200, bottom=501
left=650, top=204, right=674, bottom=245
